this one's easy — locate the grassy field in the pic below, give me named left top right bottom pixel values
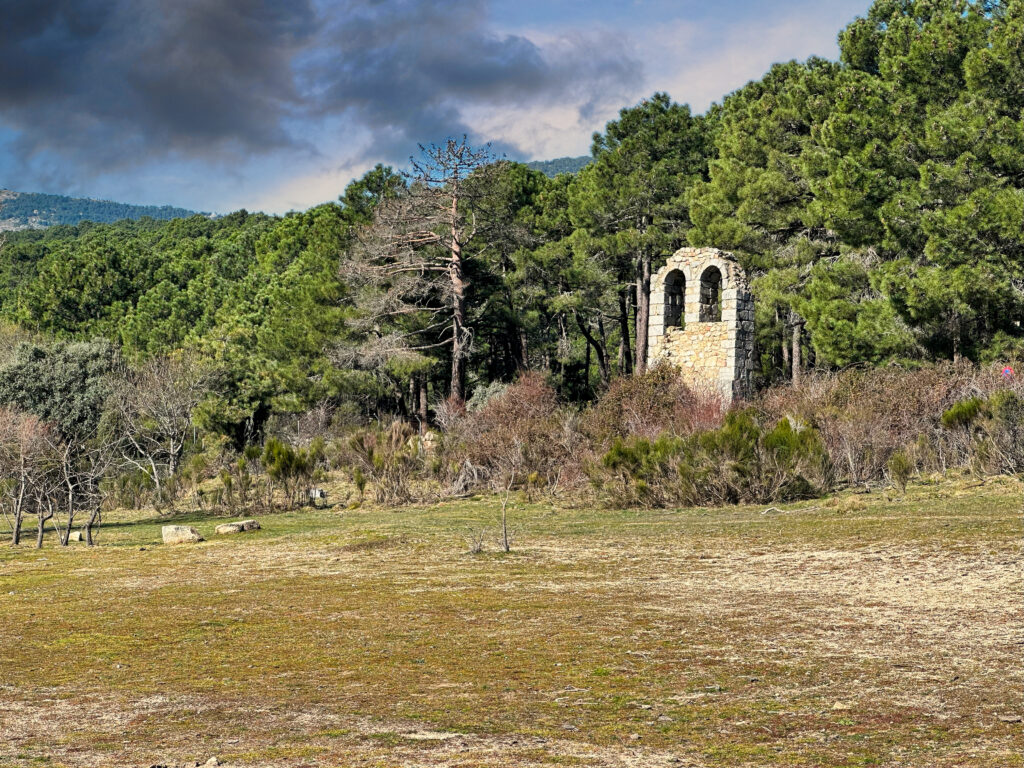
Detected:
left=0, top=478, right=1021, bottom=767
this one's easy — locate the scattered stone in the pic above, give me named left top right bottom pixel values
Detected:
left=204, top=758, right=221, bottom=766
left=67, top=530, right=83, bottom=542
left=421, top=430, right=439, bottom=452
left=402, top=731, right=458, bottom=741
left=998, top=714, right=1022, bottom=723
left=215, top=520, right=260, bottom=535
left=161, top=525, right=203, bottom=545
left=832, top=702, right=852, bottom=711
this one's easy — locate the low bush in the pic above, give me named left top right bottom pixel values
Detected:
left=582, top=364, right=723, bottom=445
left=438, top=372, right=580, bottom=495
left=887, top=450, right=914, bottom=494
left=155, top=362, right=1024, bottom=513
left=263, top=436, right=326, bottom=508
left=342, top=421, right=423, bottom=505
left=593, top=410, right=832, bottom=508
left=948, top=389, right=1024, bottom=476
left=941, top=396, right=986, bottom=429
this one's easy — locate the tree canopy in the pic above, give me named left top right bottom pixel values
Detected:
left=0, top=0, right=1022, bottom=437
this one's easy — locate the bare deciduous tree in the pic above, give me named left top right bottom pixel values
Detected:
left=115, top=351, right=214, bottom=505
left=0, top=409, right=55, bottom=546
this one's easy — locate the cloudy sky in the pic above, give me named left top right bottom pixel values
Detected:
left=0, top=0, right=869, bottom=214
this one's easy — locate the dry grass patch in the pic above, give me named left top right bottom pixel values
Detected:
left=0, top=478, right=1021, bottom=767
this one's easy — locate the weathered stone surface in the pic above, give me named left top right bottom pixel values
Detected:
left=647, top=247, right=756, bottom=402
left=215, top=520, right=260, bottom=535
left=162, top=525, right=204, bottom=545
left=68, top=530, right=83, bottom=542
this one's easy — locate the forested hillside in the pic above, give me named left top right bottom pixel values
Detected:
left=524, top=155, right=592, bottom=177
left=0, top=0, right=1021, bottom=438
left=0, top=189, right=198, bottom=230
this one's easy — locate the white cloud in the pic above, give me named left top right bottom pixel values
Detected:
left=645, top=4, right=861, bottom=109
left=467, top=1, right=864, bottom=167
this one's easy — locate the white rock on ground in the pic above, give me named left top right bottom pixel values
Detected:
left=214, top=520, right=260, bottom=535
left=161, top=525, right=204, bottom=544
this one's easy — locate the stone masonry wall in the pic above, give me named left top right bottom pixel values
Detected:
left=647, top=247, right=756, bottom=402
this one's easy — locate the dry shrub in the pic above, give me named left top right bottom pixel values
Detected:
left=756, top=362, right=1024, bottom=486
left=439, top=372, right=582, bottom=494
left=341, top=420, right=423, bottom=506
left=758, top=366, right=952, bottom=484
left=582, top=364, right=724, bottom=445
left=266, top=401, right=362, bottom=446
left=433, top=395, right=466, bottom=433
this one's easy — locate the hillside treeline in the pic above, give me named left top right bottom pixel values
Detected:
left=0, top=191, right=197, bottom=229
left=1, top=0, right=1024, bottom=537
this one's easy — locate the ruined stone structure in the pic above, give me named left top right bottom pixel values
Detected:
left=647, top=247, right=755, bottom=402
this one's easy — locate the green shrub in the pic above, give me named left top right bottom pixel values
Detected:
left=598, top=433, right=688, bottom=508
left=262, top=436, right=325, bottom=508
left=593, top=410, right=832, bottom=508
left=941, top=397, right=986, bottom=429
left=887, top=450, right=914, bottom=494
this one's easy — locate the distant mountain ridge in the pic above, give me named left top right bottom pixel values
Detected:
left=0, top=189, right=199, bottom=231
left=524, top=155, right=592, bottom=177
left=0, top=158, right=588, bottom=231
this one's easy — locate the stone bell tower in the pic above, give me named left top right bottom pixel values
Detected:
left=647, top=247, right=755, bottom=402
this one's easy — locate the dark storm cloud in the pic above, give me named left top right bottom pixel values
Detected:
left=0, top=0, right=641, bottom=184
left=0, top=0, right=316, bottom=174
left=308, top=0, right=642, bottom=158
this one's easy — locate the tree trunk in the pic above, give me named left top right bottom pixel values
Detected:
left=36, top=511, right=51, bottom=549
left=634, top=252, right=652, bottom=375
left=791, top=317, right=804, bottom=387
left=576, top=313, right=610, bottom=390
left=11, top=509, right=22, bottom=546
left=168, top=441, right=181, bottom=478
left=418, top=376, right=429, bottom=434
left=618, top=288, right=633, bottom=376
left=584, top=333, right=591, bottom=397
left=951, top=312, right=962, bottom=363
left=781, top=340, right=789, bottom=375
left=85, top=508, right=101, bottom=546
left=11, top=464, right=25, bottom=546
left=59, top=475, right=75, bottom=546
left=597, top=313, right=610, bottom=387
left=449, top=198, right=468, bottom=403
